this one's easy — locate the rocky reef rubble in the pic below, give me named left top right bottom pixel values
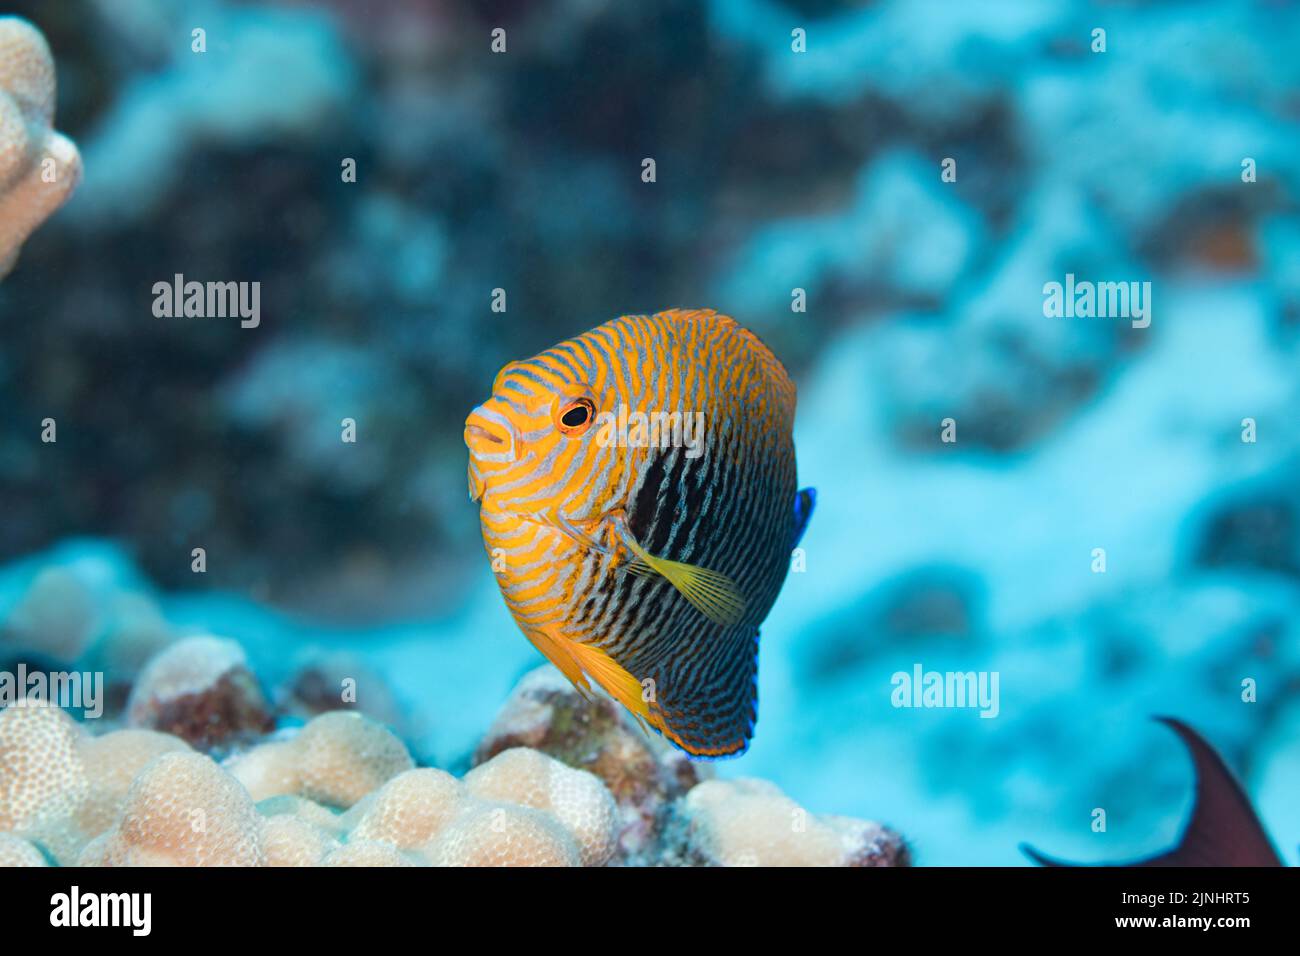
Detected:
left=0, top=598, right=908, bottom=865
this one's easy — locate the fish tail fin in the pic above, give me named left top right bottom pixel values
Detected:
left=649, top=625, right=761, bottom=760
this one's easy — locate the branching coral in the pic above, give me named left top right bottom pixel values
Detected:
left=0, top=17, right=80, bottom=278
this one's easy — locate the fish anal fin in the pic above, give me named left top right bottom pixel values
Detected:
left=522, top=625, right=591, bottom=694
left=565, top=637, right=657, bottom=726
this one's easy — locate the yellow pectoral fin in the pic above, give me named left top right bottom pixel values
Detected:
left=565, top=638, right=657, bottom=726
left=620, top=535, right=747, bottom=627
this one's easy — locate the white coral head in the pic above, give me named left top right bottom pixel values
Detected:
left=0, top=16, right=82, bottom=278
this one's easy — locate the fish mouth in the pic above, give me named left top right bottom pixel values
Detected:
left=464, top=406, right=515, bottom=460
left=465, top=423, right=504, bottom=446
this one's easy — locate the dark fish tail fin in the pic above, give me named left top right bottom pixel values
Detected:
left=638, top=624, right=759, bottom=760
left=1022, top=717, right=1283, bottom=867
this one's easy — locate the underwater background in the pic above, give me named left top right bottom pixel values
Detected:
left=1, top=0, right=1298, bottom=865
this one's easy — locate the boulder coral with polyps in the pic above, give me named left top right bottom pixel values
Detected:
left=0, top=638, right=908, bottom=866
left=0, top=17, right=80, bottom=278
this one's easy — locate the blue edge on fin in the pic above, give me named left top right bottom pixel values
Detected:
left=792, top=487, right=816, bottom=550
left=676, top=487, right=818, bottom=762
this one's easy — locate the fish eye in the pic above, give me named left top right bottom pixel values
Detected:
left=556, top=397, right=596, bottom=436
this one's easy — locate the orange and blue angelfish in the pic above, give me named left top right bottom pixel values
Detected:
left=464, top=308, right=815, bottom=758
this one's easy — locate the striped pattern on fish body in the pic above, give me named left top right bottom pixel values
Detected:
left=464, top=308, right=806, bottom=757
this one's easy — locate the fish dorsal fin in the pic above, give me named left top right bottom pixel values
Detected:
left=792, top=487, right=816, bottom=549
left=1022, top=717, right=1283, bottom=867
left=620, top=533, right=746, bottom=627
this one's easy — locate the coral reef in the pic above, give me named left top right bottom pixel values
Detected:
left=255, top=794, right=346, bottom=837
left=324, top=839, right=417, bottom=867
left=261, top=813, right=339, bottom=867
left=0, top=17, right=80, bottom=278
left=226, top=711, right=414, bottom=807
left=343, top=768, right=463, bottom=850
left=0, top=702, right=86, bottom=843
left=0, top=647, right=906, bottom=866
left=464, top=748, right=618, bottom=866
left=275, top=648, right=410, bottom=739
left=126, top=636, right=274, bottom=751
left=80, top=594, right=175, bottom=705
left=0, top=831, right=46, bottom=866
left=76, top=729, right=192, bottom=836
left=292, top=710, right=415, bottom=807
left=0, top=549, right=176, bottom=718
left=661, top=779, right=910, bottom=867
left=0, top=706, right=196, bottom=864
left=87, top=752, right=266, bottom=866
left=1, top=566, right=100, bottom=663
left=475, top=665, right=708, bottom=864
left=424, top=802, right=580, bottom=867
